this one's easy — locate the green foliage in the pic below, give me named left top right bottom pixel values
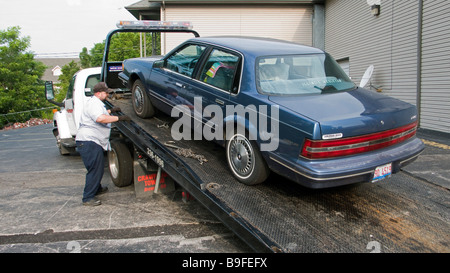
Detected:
left=0, top=26, right=47, bottom=127
left=84, top=32, right=161, bottom=67
left=89, top=42, right=105, bottom=67
left=79, top=47, right=91, bottom=69
left=55, top=60, right=81, bottom=102
left=0, top=26, right=161, bottom=128
left=55, top=32, right=161, bottom=106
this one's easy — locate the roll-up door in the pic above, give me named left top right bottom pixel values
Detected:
left=162, top=5, right=313, bottom=54
left=420, top=0, right=450, bottom=133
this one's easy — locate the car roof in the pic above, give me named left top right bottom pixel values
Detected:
left=189, top=36, right=324, bottom=57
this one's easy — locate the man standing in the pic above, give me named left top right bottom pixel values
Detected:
left=76, top=82, right=130, bottom=206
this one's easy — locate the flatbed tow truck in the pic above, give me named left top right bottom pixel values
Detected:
left=66, top=21, right=448, bottom=253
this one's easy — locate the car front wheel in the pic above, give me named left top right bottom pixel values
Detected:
left=131, top=79, right=155, bottom=118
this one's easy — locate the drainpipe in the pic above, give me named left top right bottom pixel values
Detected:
left=416, top=0, right=423, bottom=127
left=162, top=1, right=166, bottom=54
left=312, top=4, right=325, bottom=50
left=139, top=13, right=143, bottom=57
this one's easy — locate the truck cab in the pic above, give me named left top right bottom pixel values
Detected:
left=45, top=67, right=101, bottom=154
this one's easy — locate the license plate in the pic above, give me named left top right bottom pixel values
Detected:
left=372, top=163, right=392, bottom=182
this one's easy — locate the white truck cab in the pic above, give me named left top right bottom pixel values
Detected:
left=45, top=67, right=101, bottom=154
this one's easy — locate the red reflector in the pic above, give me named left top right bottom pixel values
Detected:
left=301, top=122, right=418, bottom=159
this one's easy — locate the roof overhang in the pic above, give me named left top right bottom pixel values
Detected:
left=125, top=0, right=324, bottom=20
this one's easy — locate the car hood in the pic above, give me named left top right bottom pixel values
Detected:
left=268, top=88, right=418, bottom=138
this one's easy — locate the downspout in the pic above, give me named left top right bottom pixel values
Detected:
left=312, top=4, right=325, bottom=50
left=139, top=13, right=143, bottom=57
left=162, top=1, right=166, bottom=54
left=416, top=0, right=423, bottom=127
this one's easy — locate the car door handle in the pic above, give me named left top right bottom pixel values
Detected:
left=175, top=82, right=185, bottom=88
left=215, top=98, right=224, bottom=105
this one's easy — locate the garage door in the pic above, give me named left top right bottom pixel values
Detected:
left=162, top=5, right=313, bottom=54
left=420, top=0, right=450, bottom=133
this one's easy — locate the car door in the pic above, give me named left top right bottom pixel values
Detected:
left=187, top=47, right=242, bottom=140
left=148, top=43, right=206, bottom=115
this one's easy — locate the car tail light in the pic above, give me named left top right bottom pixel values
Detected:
left=301, top=122, right=418, bottom=159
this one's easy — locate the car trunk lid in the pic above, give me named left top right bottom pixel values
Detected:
left=268, top=88, right=418, bottom=139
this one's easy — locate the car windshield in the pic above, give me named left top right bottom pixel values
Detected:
left=257, top=53, right=356, bottom=95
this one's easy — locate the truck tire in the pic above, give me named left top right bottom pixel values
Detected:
left=132, top=79, right=155, bottom=118
left=108, top=140, right=133, bottom=187
left=226, top=129, right=269, bottom=185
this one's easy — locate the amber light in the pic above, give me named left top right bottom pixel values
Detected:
left=301, top=122, right=418, bottom=159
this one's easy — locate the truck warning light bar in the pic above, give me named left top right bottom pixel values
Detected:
left=117, top=20, right=193, bottom=30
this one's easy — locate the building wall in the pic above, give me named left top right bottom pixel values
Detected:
left=325, top=0, right=450, bottom=133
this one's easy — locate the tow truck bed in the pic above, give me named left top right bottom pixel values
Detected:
left=108, top=95, right=449, bottom=253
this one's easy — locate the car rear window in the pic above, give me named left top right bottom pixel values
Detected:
left=257, top=53, right=356, bottom=96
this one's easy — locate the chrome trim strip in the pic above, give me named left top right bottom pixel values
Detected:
left=306, top=127, right=417, bottom=153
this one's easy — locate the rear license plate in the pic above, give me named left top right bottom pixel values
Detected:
left=372, top=163, right=392, bottom=182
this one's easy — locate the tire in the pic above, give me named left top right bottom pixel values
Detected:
left=108, top=140, right=133, bottom=187
left=226, top=130, right=269, bottom=185
left=131, top=79, right=155, bottom=118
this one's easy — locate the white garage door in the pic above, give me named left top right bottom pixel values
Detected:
left=162, top=5, right=313, bottom=54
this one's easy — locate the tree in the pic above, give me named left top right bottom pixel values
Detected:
left=79, top=47, right=91, bottom=69
left=81, top=32, right=161, bottom=68
left=55, top=61, right=81, bottom=103
left=89, top=42, right=105, bottom=67
left=0, top=26, right=47, bottom=114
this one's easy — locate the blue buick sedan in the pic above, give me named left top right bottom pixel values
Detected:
left=119, top=36, right=424, bottom=188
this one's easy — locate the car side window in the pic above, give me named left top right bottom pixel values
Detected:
left=200, top=49, right=240, bottom=93
left=165, top=44, right=206, bottom=77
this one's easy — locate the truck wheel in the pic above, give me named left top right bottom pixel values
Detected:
left=226, top=130, right=269, bottom=185
left=132, top=79, right=155, bottom=118
left=108, top=140, right=133, bottom=187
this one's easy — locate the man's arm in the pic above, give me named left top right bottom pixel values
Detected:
left=96, top=114, right=119, bottom=123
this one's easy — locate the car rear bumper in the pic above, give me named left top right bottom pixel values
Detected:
left=267, top=137, right=425, bottom=189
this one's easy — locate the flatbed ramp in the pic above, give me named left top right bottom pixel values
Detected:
left=111, top=96, right=449, bottom=253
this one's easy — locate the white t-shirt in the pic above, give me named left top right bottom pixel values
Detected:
left=76, top=96, right=111, bottom=151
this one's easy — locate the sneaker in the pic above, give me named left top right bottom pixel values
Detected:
left=96, top=186, right=108, bottom=196
left=83, top=197, right=102, bottom=206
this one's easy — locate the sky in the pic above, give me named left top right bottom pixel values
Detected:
left=0, top=0, right=138, bottom=58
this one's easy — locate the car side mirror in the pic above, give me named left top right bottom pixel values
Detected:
left=45, top=81, right=64, bottom=107
left=153, top=60, right=164, bottom=69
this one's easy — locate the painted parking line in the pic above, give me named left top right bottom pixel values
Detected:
left=421, top=139, right=450, bottom=150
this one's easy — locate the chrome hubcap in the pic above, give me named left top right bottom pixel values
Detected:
left=133, top=86, right=143, bottom=112
left=229, top=135, right=253, bottom=177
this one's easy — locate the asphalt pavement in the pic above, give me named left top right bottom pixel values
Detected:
left=0, top=124, right=448, bottom=254
left=0, top=124, right=252, bottom=253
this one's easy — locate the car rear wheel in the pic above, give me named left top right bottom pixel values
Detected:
left=132, top=79, right=155, bottom=118
left=226, top=131, right=269, bottom=185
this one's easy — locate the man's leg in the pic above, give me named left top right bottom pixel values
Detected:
left=77, top=141, right=105, bottom=203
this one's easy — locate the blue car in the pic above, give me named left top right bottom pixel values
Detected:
left=119, top=36, right=424, bottom=189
